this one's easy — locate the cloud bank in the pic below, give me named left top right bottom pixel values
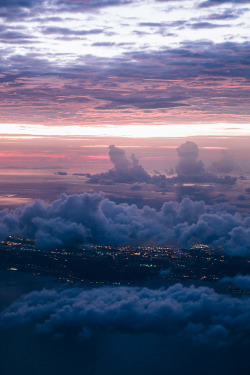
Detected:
left=1, top=283, right=249, bottom=346
left=0, top=193, right=249, bottom=256
left=88, top=142, right=236, bottom=186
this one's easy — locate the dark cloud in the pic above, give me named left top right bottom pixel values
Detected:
left=53, top=0, right=134, bottom=12
left=0, top=29, right=35, bottom=44
left=0, top=0, right=43, bottom=20
left=0, top=0, right=37, bottom=6
left=205, top=9, right=245, bottom=20
left=92, top=42, right=116, bottom=47
left=1, top=283, right=250, bottom=346
left=139, top=22, right=164, bottom=27
left=199, top=0, right=250, bottom=7
left=191, top=22, right=229, bottom=29
left=41, top=27, right=104, bottom=36
left=0, top=192, right=249, bottom=256
left=95, top=95, right=189, bottom=110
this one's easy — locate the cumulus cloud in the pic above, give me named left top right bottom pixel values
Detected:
left=174, top=141, right=237, bottom=185
left=88, top=145, right=154, bottom=184
left=1, top=283, right=249, bottom=346
left=176, top=141, right=205, bottom=176
left=88, top=142, right=236, bottom=186
left=210, top=151, right=238, bottom=173
left=0, top=193, right=249, bottom=256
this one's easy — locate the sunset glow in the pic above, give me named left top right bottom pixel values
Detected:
left=1, top=123, right=250, bottom=138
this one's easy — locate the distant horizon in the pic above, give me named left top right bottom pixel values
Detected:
left=1, top=123, right=250, bottom=138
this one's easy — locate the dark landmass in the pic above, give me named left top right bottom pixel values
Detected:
left=0, top=238, right=249, bottom=294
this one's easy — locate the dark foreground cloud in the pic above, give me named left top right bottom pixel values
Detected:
left=1, top=283, right=250, bottom=346
left=0, top=193, right=249, bottom=256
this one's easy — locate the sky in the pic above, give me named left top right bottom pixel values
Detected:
left=0, top=0, right=250, bottom=137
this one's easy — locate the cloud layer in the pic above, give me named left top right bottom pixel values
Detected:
left=0, top=193, right=249, bottom=256
left=0, top=0, right=249, bottom=126
left=1, top=283, right=249, bottom=346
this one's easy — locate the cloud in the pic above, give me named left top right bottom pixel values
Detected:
left=176, top=141, right=205, bottom=176
left=0, top=0, right=43, bottom=20
left=0, top=193, right=249, bottom=256
left=210, top=151, right=238, bottom=173
left=41, top=27, right=104, bottom=36
left=191, top=22, right=229, bottom=29
left=89, top=142, right=236, bottom=187
left=205, top=9, right=244, bottom=20
left=1, top=283, right=249, bottom=346
left=53, top=0, right=134, bottom=12
left=95, top=95, right=189, bottom=110
left=199, top=0, right=250, bottom=7
left=88, top=145, right=153, bottom=183
left=221, top=274, right=250, bottom=290
left=0, top=0, right=134, bottom=20
left=224, top=226, right=250, bottom=257
left=1, top=40, right=250, bottom=124
left=174, top=141, right=237, bottom=184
